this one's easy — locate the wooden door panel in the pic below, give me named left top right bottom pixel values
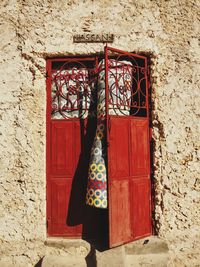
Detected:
left=109, top=117, right=130, bottom=179
left=51, top=179, right=71, bottom=224
left=48, top=120, right=83, bottom=237
left=131, top=178, right=151, bottom=239
left=109, top=180, right=132, bottom=246
left=108, top=117, right=151, bottom=247
left=108, top=117, right=132, bottom=247
left=51, top=121, right=74, bottom=176
left=48, top=179, right=82, bottom=236
left=130, top=119, right=149, bottom=176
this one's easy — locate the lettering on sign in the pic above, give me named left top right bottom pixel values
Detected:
left=73, top=34, right=114, bottom=43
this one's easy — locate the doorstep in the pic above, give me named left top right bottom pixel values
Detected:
left=45, top=237, right=90, bottom=255
left=42, top=236, right=171, bottom=267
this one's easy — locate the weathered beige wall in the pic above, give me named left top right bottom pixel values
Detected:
left=0, top=0, right=199, bottom=266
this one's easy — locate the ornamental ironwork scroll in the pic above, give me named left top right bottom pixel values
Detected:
left=51, top=55, right=147, bottom=119
left=105, top=56, right=147, bottom=117
left=51, top=60, right=97, bottom=119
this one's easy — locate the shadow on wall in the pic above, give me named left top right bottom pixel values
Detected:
left=66, top=116, right=109, bottom=252
left=34, top=257, right=43, bottom=267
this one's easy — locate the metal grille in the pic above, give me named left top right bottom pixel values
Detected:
left=105, top=50, right=148, bottom=117
left=51, top=59, right=97, bottom=119
left=50, top=51, right=148, bottom=119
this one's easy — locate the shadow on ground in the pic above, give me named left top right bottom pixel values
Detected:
left=85, top=244, right=97, bottom=267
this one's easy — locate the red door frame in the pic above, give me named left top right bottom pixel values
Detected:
left=46, top=48, right=152, bottom=244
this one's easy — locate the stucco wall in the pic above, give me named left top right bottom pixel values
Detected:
left=0, top=0, right=199, bottom=266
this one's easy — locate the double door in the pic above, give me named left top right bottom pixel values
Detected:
left=46, top=46, right=152, bottom=247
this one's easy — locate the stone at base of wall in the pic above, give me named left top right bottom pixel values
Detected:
left=44, top=238, right=91, bottom=257
left=42, top=245, right=125, bottom=267
left=124, top=236, right=171, bottom=267
left=0, top=237, right=171, bottom=267
left=41, top=236, right=170, bottom=267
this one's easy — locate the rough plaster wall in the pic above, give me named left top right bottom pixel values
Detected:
left=0, top=0, right=199, bottom=266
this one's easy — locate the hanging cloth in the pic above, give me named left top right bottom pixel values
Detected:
left=85, top=59, right=107, bottom=208
left=86, top=59, right=132, bottom=209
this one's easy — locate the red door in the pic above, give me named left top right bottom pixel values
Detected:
left=46, top=48, right=152, bottom=245
left=104, top=47, right=152, bottom=247
left=47, top=119, right=82, bottom=236
left=46, top=58, right=97, bottom=236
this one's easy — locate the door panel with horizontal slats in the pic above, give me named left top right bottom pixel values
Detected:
left=106, top=46, right=151, bottom=248
left=48, top=120, right=82, bottom=236
left=108, top=117, right=151, bottom=247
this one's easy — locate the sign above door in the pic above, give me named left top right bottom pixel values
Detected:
left=73, top=34, right=114, bottom=43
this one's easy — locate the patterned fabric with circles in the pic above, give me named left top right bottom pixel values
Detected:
left=86, top=59, right=132, bottom=208
left=86, top=60, right=107, bottom=208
